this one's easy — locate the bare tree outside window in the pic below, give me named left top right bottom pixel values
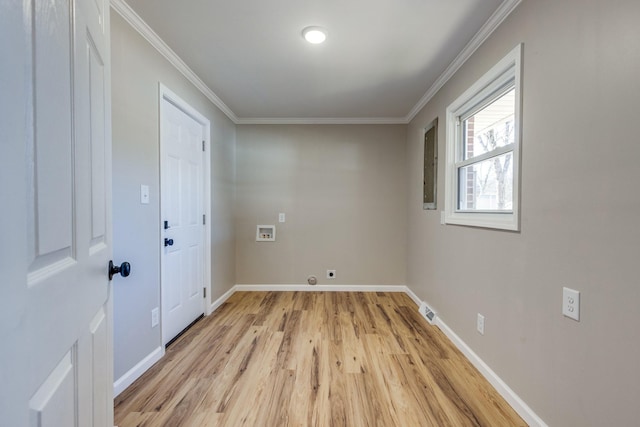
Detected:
left=474, top=121, right=513, bottom=210
left=458, top=88, right=515, bottom=211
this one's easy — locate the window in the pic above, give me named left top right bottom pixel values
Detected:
left=444, top=44, right=522, bottom=231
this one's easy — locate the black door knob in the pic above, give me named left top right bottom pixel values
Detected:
left=164, top=238, right=174, bottom=247
left=109, top=260, right=131, bottom=281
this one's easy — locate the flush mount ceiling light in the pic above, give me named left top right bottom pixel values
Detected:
left=302, top=26, right=327, bottom=44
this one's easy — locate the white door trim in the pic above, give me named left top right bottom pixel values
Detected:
left=159, top=84, right=212, bottom=345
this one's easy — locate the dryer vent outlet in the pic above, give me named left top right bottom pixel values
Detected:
left=419, top=302, right=437, bottom=325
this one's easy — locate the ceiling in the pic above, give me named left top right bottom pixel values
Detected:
left=121, top=0, right=512, bottom=123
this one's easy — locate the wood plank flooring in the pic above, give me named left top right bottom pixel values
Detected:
left=114, top=292, right=526, bottom=426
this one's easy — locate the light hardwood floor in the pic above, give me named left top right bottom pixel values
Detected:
left=114, top=292, right=526, bottom=426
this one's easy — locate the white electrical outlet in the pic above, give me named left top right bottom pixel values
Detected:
left=279, top=213, right=285, bottom=223
left=326, top=270, right=336, bottom=279
left=563, top=287, right=580, bottom=321
left=151, top=307, right=159, bottom=327
left=477, top=313, right=485, bottom=335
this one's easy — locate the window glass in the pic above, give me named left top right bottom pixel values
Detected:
left=463, top=88, right=515, bottom=161
left=458, top=152, right=513, bottom=211
left=458, top=88, right=515, bottom=212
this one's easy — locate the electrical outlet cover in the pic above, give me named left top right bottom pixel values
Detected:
left=151, top=308, right=159, bottom=327
left=477, top=313, right=485, bottom=335
left=563, top=287, right=580, bottom=321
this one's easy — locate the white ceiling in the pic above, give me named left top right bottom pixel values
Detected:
left=121, top=0, right=510, bottom=122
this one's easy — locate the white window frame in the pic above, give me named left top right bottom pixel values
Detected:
left=444, top=44, right=523, bottom=231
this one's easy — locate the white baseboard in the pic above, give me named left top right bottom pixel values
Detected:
left=208, top=285, right=237, bottom=314
left=113, top=346, right=164, bottom=397
left=402, top=286, right=422, bottom=307
left=233, top=284, right=408, bottom=293
left=434, top=316, right=548, bottom=427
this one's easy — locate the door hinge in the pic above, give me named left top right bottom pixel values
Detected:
left=202, top=214, right=206, bottom=225
left=203, top=287, right=206, bottom=298
left=202, top=140, right=205, bottom=152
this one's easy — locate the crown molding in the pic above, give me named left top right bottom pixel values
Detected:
left=109, top=0, right=239, bottom=123
left=235, top=116, right=408, bottom=125
left=404, top=0, right=523, bottom=123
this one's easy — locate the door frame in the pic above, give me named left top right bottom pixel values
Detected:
left=158, top=83, right=212, bottom=346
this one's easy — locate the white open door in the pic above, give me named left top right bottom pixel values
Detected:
left=0, top=0, right=116, bottom=425
left=160, top=86, right=211, bottom=346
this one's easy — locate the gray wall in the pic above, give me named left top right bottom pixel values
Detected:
left=111, top=0, right=640, bottom=423
left=236, top=125, right=407, bottom=285
left=111, top=12, right=236, bottom=380
left=406, top=0, right=640, bottom=425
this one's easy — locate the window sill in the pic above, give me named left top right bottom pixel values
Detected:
left=444, top=211, right=519, bottom=231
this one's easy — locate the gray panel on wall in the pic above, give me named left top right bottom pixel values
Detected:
left=423, top=118, right=438, bottom=210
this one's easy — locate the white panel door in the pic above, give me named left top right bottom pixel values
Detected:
left=0, top=0, right=114, bottom=425
left=160, top=92, right=206, bottom=345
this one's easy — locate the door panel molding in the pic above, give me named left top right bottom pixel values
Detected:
left=29, top=349, right=77, bottom=427
left=27, top=0, right=75, bottom=277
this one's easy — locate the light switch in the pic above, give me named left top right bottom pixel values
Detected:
left=140, top=185, right=150, bottom=204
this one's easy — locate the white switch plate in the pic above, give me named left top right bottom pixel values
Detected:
left=140, top=184, right=150, bottom=204
left=151, top=307, right=159, bottom=327
left=477, top=313, right=485, bottom=335
left=279, top=213, right=285, bottom=223
left=563, top=287, right=580, bottom=321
